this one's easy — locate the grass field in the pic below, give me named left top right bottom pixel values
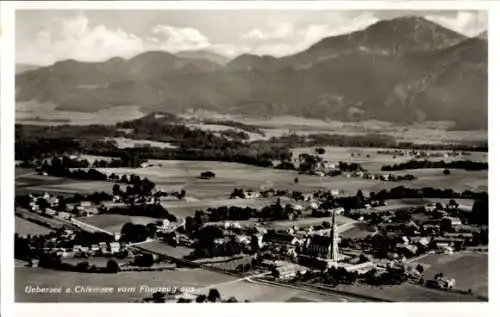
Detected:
left=76, top=214, right=160, bottom=233
left=16, top=208, right=66, bottom=230
left=98, top=157, right=486, bottom=202
left=15, top=267, right=234, bottom=302
left=204, top=279, right=351, bottom=302
left=132, top=240, right=193, bottom=259
left=15, top=216, right=54, bottom=236
left=16, top=171, right=114, bottom=195
left=162, top=197, right=278, bottom=218
left=332, top=282, right=484, bottom=302
left=340, top=223, right=376, bottom=239
left=16, top=102, right=145, bottom=126
left=414, top=253, right=488, bottom=297
left=109, top=137, right=176, bottom=149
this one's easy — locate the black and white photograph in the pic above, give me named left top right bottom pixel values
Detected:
left=8, top=3, right=490, bottom=305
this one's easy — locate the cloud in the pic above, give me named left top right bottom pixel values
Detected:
left=243, top=13, right=380, bottom=57
left=152, top=25, right=211, bottom=52
left=16, top=10, right=488, bottom=65
left=17, top=14, right=219, bottom=65
left=239, top=22, right=294, bottom=41
left=18, top=14, right=146, bottom=65
left=425, top=11, right=488, bottom=36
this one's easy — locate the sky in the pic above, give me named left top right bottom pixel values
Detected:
left=16, top=10, right=488, bottom=66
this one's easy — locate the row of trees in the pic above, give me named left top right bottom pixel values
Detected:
left=381, top=160, right=488, bottom=171
left=38, top=256, right=120, bottom=273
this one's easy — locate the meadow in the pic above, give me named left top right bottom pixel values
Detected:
left=16, top=102, right=146, bottom=126
left=415, top=253, right=488, bottom=297
left=15, top=267, right=234, bottom=302
left=16, top=170, right=114, bottom=195
left=15, top=216, right=54, bottom=236
left=76, top=214, right=160, bottom=233
left=109, top=137, right=176, bottom=149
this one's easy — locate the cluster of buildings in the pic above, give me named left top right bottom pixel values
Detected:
left=377, top=149, right=467, bottom=159
left=29, top=228, right=126, bottom=260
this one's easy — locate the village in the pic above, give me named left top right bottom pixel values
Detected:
left=15, top=149, right=488, bottom=302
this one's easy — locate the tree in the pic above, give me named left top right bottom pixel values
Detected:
left=106, top=259, right=120, bottom=273
left=250, top=235, right=260, bottom=253
left=196, top=295, right=207, bottom=303
left=443, top=169, right=451, bottom=175
left=416, top=264, right=424, bottom=274
left=226, top=296, right=238, bottom=303
left=294, top=177, right=299, bottom=183
left=315, top=148, right=325, bottom=155
left=470, top=199, right=488, bottom=225
left=112, top=184, right=121, bottom=196
left=207, top=288, right=221, bottom=302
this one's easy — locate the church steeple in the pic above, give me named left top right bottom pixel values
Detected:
left=329, top=210, right=340, bottom=264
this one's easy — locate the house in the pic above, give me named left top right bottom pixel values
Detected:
left=410, top=237, right=430, bottom=247
left=47, top=196, right=59, bottom=207
left=395, top=243, right=418, bottom=257
left=263, top=232, right=296, bottom=247
left=334, top=207, right=345, bottom=215
left=441, top=217, right=462, bottom=231
left=91, top=244, right=100, bottom=252
left=310, top=201, right=320, bottom=209
left=80, top=246, right=90, bottom=254
left=110, top=242, right=121, bottom=254
left=325, top=162, right=337, bottom=170
left=235, top=235, right=251, bottom=245
left=244, top=191, right=261, bottom=199
left=114, top=232, right=121, bottom=241
left=443, top=232, right=473, bottom=242
left=79, top=201, right=92, bottom=208
left=44, top=208, right=56, bottom=216
left=73, top=245, right=83, bottom=253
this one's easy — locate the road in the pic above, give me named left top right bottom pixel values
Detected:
left=190, top=271, right=271, bottom=294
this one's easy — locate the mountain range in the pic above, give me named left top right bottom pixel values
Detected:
left=15, top=16, right=488, bottom=130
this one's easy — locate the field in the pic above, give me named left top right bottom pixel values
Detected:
left=331, top=282, right=484, bottom=302
left=203, top=279, right=354, bottom=302
left=15, top=216, right=54, bottom=236
left=132, top=240, right=193, bottom=259
left=15, top=267, right=234, bottom=302
left=76, top=214, right=160, bottom=233
left=97, top=155, right=486, bottom=202
left=340, top=223, right=376, bottom=239
left=162, top=197, right=278, bottom=219
left=16, top=102, right=146, bottom=126
left=109, top=137, right=176, bottom=149
left=184, top=112, right=487, bottom=145
left=16, top=170, right=114, bottom=195
left=16, top=208, right=66, bottom=230
left=414, top=252, right=488, bottom=297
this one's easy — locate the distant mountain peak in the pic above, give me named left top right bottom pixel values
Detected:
left=175, top=49, right=230, bottom=65
left=478, top=31, right=488, bottom=40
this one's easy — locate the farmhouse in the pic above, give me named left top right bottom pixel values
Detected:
left=110, top=242, right=121, bottom=254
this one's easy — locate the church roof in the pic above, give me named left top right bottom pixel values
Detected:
left=308, top=235, right=332, bottom=247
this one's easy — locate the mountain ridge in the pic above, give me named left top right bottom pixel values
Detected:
left=15, top=16, right=488, bottom=130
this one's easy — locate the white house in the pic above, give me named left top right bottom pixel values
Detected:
left=330, top=189, right=340, bottom=196
left=110, top=242, right=121, bottom=254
